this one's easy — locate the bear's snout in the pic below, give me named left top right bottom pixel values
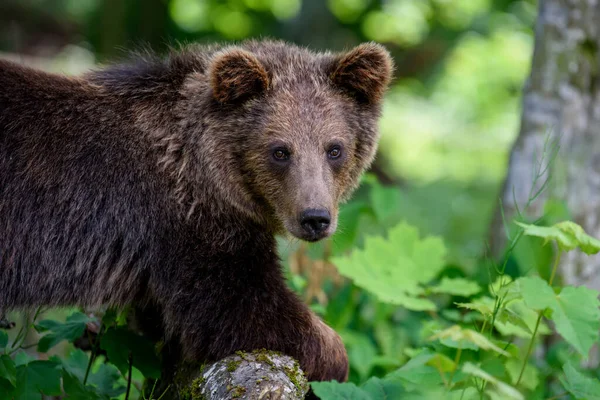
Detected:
left=299, top=208, right=331, bottom=241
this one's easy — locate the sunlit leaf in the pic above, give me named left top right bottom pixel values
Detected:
left=429, top=277, right=480, bottom=296
left=462, top=362, right=523, bottom=400
left=515, top=221, right=600, bottom=254
left=429, top=325, right=509, bottom=356
left=332, top=223, right=446, bottom=311
left=505, top=359, right=539, bottom=390
left=518, top=277, right=600, bottom=356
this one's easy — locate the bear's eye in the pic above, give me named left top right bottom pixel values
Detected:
left=272, top=148, right=290, bottom=161
left=327, top=146, right=342, bottom=160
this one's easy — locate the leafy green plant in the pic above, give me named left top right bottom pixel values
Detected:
left=0, top=308, right=164, bottom=400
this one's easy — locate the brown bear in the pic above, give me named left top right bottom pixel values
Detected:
left=0, top=40, right=393, bottom=385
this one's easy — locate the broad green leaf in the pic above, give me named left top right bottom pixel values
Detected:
left=429, top=325, right=509, bottom=356
left=519, top=277, right=600, bottom=356
left=13, top=351, right=34, bottom=367
left=489, top=276, right=522, bottom=304
left=0, top=379, right=15, bottom=400
left=387, top=351, right=445, bottom=391
left=429, top=277, right=480, bottom=297
left=560, top=362, right=600, bottom=399
left=456, top=299, right=493, bottom=316
left=462, top=362, right=523, bottom=400
left=13, top=360, right=62, bottom=400
left=505, top=359, right=539, bottom=390
left=425, top=353, right=456, bottom=373
left=62, top=370, right=104, bottom=400
left=89, top=364, right=126, bottom=398
left=515, top=221, right=600, bottom=254
left=493, top=299, right=551, bottom=338
left=63, top=350, right=125, bottom=398
left=459, top=297, right=531, bottom=335
left=332, top=223, right=446, bottom=311
left=100, top=327, right=161, bottom=379
left=311, top=381, right=371, bottom=400
left=35, top=312, right=94, bottom=353
left=361, top=377, right=406, bottom=399
left=0, top=355, right=16, bottom=387
left=0, top=331, right=7, bottom=350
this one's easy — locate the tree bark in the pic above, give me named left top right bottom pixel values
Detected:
left=490, top=0, right=600, bottom=289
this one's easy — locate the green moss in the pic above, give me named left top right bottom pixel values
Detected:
left=226, top=359, right=241, bottom=372
left=283, top=360, right=308, bottom=396
left=189, top=376, right=206, bottom=400
left=251, top=348, right=278, bottom=368
left=229, top=385, right=247, bottom=398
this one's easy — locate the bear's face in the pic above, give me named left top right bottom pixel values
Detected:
left=206, top=42, right=393, bottom=242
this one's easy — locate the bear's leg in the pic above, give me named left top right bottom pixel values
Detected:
left=151, top=256, right=348, bottom=383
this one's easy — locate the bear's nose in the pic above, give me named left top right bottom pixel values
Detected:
left=300, top=208, right=331, bottom=237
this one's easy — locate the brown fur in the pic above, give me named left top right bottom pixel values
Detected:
left=0, top=40, right=393, bottom=387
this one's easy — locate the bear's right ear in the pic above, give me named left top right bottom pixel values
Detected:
left=209, top=48, right=270, bottom=104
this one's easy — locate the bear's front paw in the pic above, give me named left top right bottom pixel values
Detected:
left=301, top=316, right=349, bottom=383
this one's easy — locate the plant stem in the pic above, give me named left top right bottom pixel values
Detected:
left=448, top=347, right=462, bottom=388
left=517, top=250, right=562, bottom=386
left=548, top=249, right=562, bottom=286
left=125, top=351, right=133, bottom=400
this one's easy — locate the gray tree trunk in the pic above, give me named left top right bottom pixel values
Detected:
left=491, top=0, right=600, bottom=289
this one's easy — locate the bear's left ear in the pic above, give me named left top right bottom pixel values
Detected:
left=328, top=43, right=394, bottom=104
left=209, top=48, right=270, bottom=103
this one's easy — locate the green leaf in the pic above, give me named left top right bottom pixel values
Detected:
left=361, top=377, right=406, bottom=399
left=0, top=355, right=17, bottom=388
left=515, top=221, right=600, bottom=254
left=13, top=360, right=62, bottom=400
left=519, top=276, right=600, bottom=356
left=429, top=325, right=509, bottom=356
left=429, top=277, right=480, bottom=296
left=0, top=331, right=8, bottom=350
left=62, top=370, right=104, bottom=400
left=505, top=359, right=539, bottom=390
left=35, top=312, right=94, bottom=353
left=560, top=362, right=600, bottom=399
left=332, top=222, right=446, bottom=311
left=13, top=351, right=34, bottom=367
left=311, top=381, right=371, bottom=400
left=456, top=299, right=494, bottom=316
left=63, top=349, right=126, bottom=398
left=89, top=364, right=126, bottom=398
left=100, top=327, right=161, bottom=379
left=462, top=362, right=523, bottom=400
left=312, top=377, right=408, bottom=400
left=387, top=351, right=446, bottom=391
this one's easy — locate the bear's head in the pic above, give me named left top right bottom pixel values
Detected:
left=195, top=41, right=393, bottom=242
